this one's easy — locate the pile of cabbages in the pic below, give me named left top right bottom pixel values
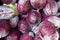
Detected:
left=0, top=0, right=60, bottom=40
